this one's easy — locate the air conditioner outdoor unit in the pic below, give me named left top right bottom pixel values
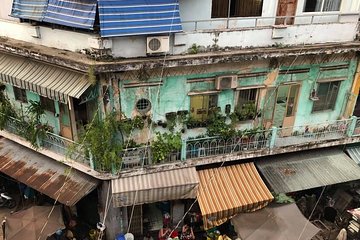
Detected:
left=215, top=75, right=238, bottom=90
left=146, top=36, right=170, bottom=54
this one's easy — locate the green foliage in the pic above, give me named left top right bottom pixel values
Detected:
left=233, top=103, right=257, bottom=121
left=206, top=113, right=235, bottom=138
left=151, top=132, right=182, bottom=163
left=188, top=43, right=200, bottom=54
left=165, top=112, right=177, bottom=132
left=87, top=66, right=97, bottom=85
left=118, top=115, right=145, bottom=136
left=0, top=85, right=17, bottom=129
left=81, top=113, right=123, bottom=172
left=13, top=100, right=52, bottom=149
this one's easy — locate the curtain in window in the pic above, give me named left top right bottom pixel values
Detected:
left=303, top=0, right=322, bottom=12
left=211, top=0, right=229, bottom=18
left=323, top=0, right=341, bottom=11
left=233, top=0, right=263, bottom=17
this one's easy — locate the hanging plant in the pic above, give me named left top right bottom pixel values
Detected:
left=165, top=112, right=177, bottom=132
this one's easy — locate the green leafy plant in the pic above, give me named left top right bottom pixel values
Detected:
left=234, top=103, right=257, bottom=121
left=151, top=132, right=182, bottom=163
left=188, top=43, right=200, bottom=54
left=0, top=85, right=17, bottom=129
left=165, top=112, right=177, bottom=132
left=118, top=115, right=145, bottom=136
left=81, top=113, right=123, bottom=171
left=206, top=113, right=235, bottom=138
left=16, top=100, right=52, bottom=149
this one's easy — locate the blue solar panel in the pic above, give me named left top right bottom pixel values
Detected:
left=98, top=0, right=182, bottom=37
left=43, top=0, right=97, bottom=30
left=11, top=0, right=48, bottom=21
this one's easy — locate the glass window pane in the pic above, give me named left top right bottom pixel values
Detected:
left=304, top=0, right=322, bottom=12
left=323, top=0, right=341, bottom=11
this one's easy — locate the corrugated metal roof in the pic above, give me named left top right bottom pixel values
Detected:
left=346, top=146, right=360, bottom=164
left=197, top=163, right=274, bottom=230
left=0, top=53, right=91, bottom=103
left=112, top=168, right=199, bottom=207
left=256, top=148, right=360, bottom=194
left=0, top=138, right=99, bottom=206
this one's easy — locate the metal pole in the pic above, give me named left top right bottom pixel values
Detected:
left=226, top=0, right=231, bottom=28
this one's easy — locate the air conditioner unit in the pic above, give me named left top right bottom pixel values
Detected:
left=146, top=36, right=170, bottom=54
left=215, top=76, right=238, bottom=90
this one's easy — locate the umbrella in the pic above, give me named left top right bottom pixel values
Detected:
left=5, top=205, right=64, bottom=240
left=231, top=203, right=320, bottom=240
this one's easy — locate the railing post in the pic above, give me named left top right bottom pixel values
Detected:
left=89, top=151, right=95, bottom=170
left=181, top=139, right=187, bottom=161
left=347, top=116, right=358, bottom=137
left=269, top=126, right=277, bottom=149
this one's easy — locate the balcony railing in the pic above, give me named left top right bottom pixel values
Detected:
left=1, top=114, right=360, bottom=172
left=181, top=13, right=358, bottom=32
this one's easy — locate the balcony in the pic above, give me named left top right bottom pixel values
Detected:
left=1, top=114, right=360, bottom=174
left=172, top=13, right=360, bottom=55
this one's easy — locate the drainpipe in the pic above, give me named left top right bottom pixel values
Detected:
left=269, top=126, right=277, bottom=149
left=347, top=115, right=358, bottom=137
left=181, top=139, right=187, bottom=161
left=226, top=0, right=231, bottom=29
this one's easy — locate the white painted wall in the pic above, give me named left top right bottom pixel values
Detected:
left=0, top=20, right=98, bottom=52
left=173, top=22, right=359, bottom=55
left=0, top=0, right=358, bottom=58
left=0, top=0, right=17, bottom=21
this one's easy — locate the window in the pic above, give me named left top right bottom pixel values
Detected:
left=13, top=87, right=27, bottom=103
left=190, top=95, right=218, bottom=121
left=212, top=0, right=263, bottom=18
left=312, top=81, right=341, bottom=112
left=303, top=0, right=341, bottom=12
left=235, top=89, right=258, bottom=120
left=40, top=96, right=55, bottom=113
left=136, top=98, right=151, bottom=114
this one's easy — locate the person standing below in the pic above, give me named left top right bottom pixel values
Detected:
left=158, top=224, right=171, bottom=240
left=180, top=224, right=195, bottom=240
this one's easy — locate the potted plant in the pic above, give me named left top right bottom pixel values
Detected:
left=151, top=132, right=182, bottom=163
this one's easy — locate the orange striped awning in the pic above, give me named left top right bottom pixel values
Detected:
left=197, top=162, right=274, bottom=229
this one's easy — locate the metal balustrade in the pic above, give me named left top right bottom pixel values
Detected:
left=1, top=113, right=360, bottom=171
left=274, top=119, right=351, bottom=147
left=185, top=129, right=271, bottom=159
left=181, top=13, right=358, bottom=32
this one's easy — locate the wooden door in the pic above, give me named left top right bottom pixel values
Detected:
left=282, top=84, right=300, bottom=135
left=276, top=0, right=298, bottom=25
left=59, top=103, right=73, bottom=140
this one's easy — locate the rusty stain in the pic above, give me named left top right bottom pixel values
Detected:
left=0, top=138, right=98, bottom=206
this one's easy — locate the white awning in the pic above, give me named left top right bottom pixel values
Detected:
left=0, top=53, right=91, bottom=103
left=111, top=168, right=199, bottom=207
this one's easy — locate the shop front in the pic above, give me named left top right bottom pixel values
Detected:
left=111, top=167, right=199, bottom=236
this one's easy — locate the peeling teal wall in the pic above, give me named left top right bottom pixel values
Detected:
left=4, top=84, right=61, bottom=134
left=120, top=59, right=356, bottom=129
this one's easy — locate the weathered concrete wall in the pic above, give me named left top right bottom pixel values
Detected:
left=117, top=54, right=356, bottom=141
left=0, top=20, right=97, bottom=52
